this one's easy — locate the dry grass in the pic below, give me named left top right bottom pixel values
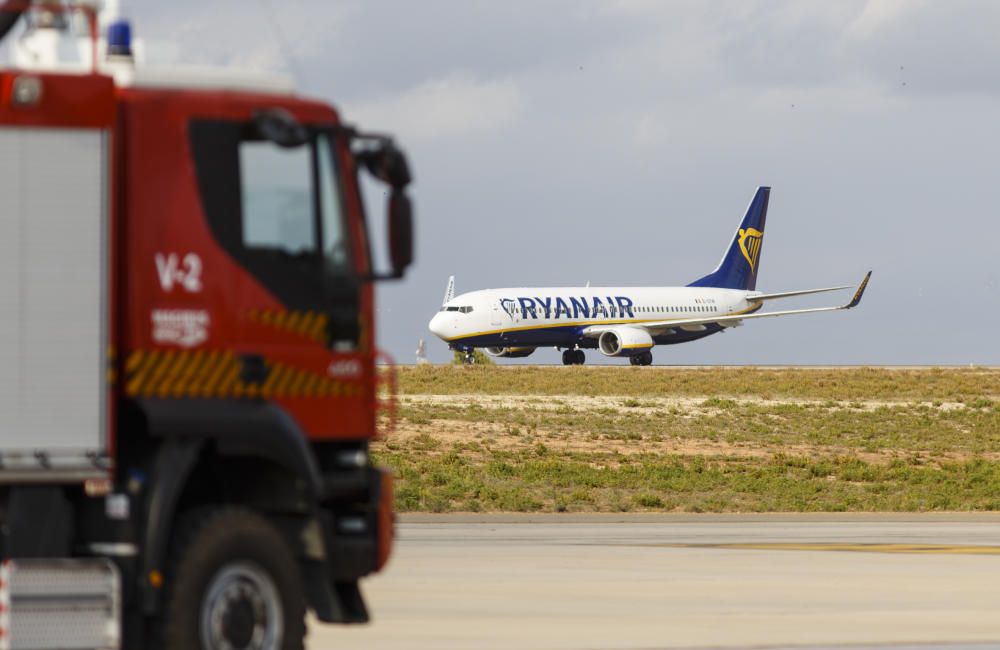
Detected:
left=375, top=367, right=1000, bottom=513
left=398, top=365, right=1000, bottom=401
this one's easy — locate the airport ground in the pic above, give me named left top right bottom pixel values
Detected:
left=314, top=513, right=1000, bottom=649
left=321, top=368, right=1000, bottom=648
left=378, top=366, right=1000, bottom=513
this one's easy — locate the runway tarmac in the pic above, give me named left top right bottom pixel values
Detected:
left=313, top=514, right=1000, bottom=650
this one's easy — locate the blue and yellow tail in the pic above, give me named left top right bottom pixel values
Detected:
left=689, top=186, right=770, bottom=291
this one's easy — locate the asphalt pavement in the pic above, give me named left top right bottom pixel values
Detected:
left=311, top=514, right=1000, bottom=650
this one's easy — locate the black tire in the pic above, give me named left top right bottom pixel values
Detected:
left=629, top=356, right=641, bottom=366
left=163, top=508, right=306, bottom=650
left=562, top=350, right=574, bottom=365
left=574, top=350, right=586, bottom=365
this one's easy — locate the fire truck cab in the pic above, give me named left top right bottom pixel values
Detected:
left=0, top=3, right=412, bottom=649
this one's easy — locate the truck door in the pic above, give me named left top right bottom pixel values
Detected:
left=187, top=116, right=370, bottom=438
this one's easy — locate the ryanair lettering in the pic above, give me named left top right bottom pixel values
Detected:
left=501, top=296, right=635, bottom=320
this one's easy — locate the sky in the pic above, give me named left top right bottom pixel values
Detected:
left=132, top=0, right=1000, bottom=365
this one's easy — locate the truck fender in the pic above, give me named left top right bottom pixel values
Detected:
left=137, top=399, right=323, bottom=500
left=136, top=399, right=325, bottom=615
left=140, top=438, right=203, bottom=614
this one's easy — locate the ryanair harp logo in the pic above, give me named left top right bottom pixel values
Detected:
left=499, top=299, right=517, bottom=320
left=738, top=228, right=763, bottom=273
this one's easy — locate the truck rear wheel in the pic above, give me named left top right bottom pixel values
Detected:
left=164, top=508, right=306, bottom=650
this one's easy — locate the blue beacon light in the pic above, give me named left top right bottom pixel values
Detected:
left=107, top=19, right=132, bottom=57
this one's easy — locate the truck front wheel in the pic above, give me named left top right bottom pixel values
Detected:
left=164, top=508, right=307, bottom=650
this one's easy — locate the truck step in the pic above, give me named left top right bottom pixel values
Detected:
left=0, top=559, right=120, bottom=650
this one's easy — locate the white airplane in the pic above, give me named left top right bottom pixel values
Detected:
left=428, top=187, right=871, bottom=365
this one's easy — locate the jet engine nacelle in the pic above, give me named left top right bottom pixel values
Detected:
left=598, top=328, right=653, bottom=357
left=484, top=346, right=537, bottom=358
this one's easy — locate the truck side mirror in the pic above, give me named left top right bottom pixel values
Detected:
left=357, top=142, right=411, bottom=189
left=352, top=133, right=415, bottom=280
left=381, top=146, right=412, bottom=189
left=388, top=189, right=414, bottom=276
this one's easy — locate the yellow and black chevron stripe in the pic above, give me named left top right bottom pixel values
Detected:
left=247, top=310, right=329, bottom=345
left=123, top=350, right=363, bottom=400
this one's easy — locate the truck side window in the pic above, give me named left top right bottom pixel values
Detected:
left=240, top=141, right=317, bottom=254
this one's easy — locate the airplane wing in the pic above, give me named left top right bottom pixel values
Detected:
left=749, top=284, right=853, bottom=302
left=583, top=271, right=871, bottom=338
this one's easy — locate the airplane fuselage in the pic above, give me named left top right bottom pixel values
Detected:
left=429, top=286, right=761, bottom=349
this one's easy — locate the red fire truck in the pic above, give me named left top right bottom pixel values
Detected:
left=0, top=3, right=412, bottom=648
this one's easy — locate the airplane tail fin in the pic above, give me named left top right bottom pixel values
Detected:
left=689, top=186, right=770, bottom=291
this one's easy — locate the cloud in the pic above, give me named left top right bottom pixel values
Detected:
left=840, top=0, right=1000, bottom=97
left=846, top=0, right=924, bottom=39
left=134, top=0, right=352, bottom=74
left=345, top=74, right=526, bottom=143
left=632, top=111, right=669, bottom=149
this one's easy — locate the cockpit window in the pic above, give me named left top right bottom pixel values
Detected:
left=441, top=306, right=473, bottom=313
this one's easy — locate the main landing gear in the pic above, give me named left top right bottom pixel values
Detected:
left=561, top=349, right=585, bottom=366
left=629, top=351, right=653, bottom=366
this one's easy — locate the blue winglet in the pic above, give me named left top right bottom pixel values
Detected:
left=845, top=271, right=872, bottom=309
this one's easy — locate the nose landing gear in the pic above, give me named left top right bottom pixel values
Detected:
left=453, top=346, right=477, bottom=364
left=561, top=349, right=585, bottom=366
